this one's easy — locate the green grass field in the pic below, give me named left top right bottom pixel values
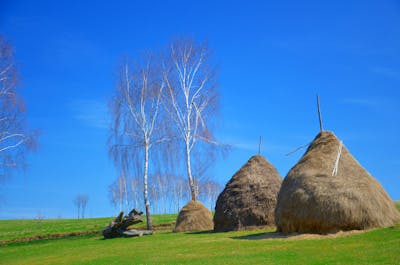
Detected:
left=0, top=204, right=399, bottom=265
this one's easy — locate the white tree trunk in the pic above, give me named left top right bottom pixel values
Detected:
left=185, top=139, right=196, bottom=201
left=143, top=141, right=153, bottom=230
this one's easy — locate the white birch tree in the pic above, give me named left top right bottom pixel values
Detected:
left=0, top=36, right=37, bottom=182
left=163, top=39, right=222, bottom=201
left=109, top=54, right=165, bottom=230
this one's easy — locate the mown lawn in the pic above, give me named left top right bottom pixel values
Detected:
left=0, top=205, right=399, bottom=265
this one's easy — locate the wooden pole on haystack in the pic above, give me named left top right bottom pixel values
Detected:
left=258, top=136, right=262, bottom=155
left=316, top=94, right=324, bottom=132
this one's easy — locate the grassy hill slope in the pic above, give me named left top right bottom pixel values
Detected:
left=0, top=205, right=399, bottom=264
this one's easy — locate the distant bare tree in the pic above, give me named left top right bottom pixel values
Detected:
left=128, top=176, right=141, bottom=209
left=74, top=196, right=81, bottom=219
left=200, top=178, right=221, bottom=211
left=108, top=175, right=127, bottom=212
left=108, top=181, right=118, bottom=210
left=109, top=54, right=166, bottom=230
left=163, top=39, right=225, bottom=201
left=35, top=210, right=45, bottom=222
left=172, top=175, right=186, bottom=212
left=148, top=175, right=157, bottom=213
left=0, top=36, right=37, bottom=182
left=80, top=194, right=89, bottom=219
left=155, top=173, right=169, bottom=214
left=74, top=194, right=89, bottom=219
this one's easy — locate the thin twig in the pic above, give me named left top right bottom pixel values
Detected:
left=285, top=142, right=311, bottom=156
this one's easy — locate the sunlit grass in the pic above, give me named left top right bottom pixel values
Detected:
left=0, top=208, right=399, bottom=264
left=1, top=226, right=399, bottom=265
left=0, top=214, right=177, bottom=242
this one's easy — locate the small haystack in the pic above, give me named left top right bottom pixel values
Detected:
left=214, top=155, right=282, bottom=232
left=173, top=200, right=213, bottom=232
left=276, top=131, right=400, bottom=234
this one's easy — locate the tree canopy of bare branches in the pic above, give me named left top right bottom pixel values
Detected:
left=163, top=39, right=225, bottom=201
left=0, top=36, right=37, bottom=182
left=74, top=194, right=89, bottom=219
left=109, top=54, right=166, bottom=230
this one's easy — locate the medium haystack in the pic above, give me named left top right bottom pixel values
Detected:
left=173, top=200, right=213, bottom=232
left=214, top=155, right=282, bottom=232
left=275, top=131, right=400, bottom=234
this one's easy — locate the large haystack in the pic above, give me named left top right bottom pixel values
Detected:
left=173, top=200, right=213, bottom=232
left=214, top=155, right=282, bottom=232
left=276, top=131, right=400, bottom=234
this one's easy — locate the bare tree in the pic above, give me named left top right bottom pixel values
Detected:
left=0, top=36, right=37, bottom=182
left=200, top=178, right=221, bottom=211
left=108, top=175, right=127, bottom=212
left=74, top=194, right=89, bottom=219
left=148, top=176, right=160, bottom=214
left=80, top=194, right=89, bottom=219
left=118, top=174, right=129, bottom=212
left=109, top=54, right=165, bottom=230
left=128, top=176, right=141, bottom=209
left=74, top=195, right=81, bottom=219
left=172, top=175, right=186, bottom=212
left=108, top=181, right=119, bottom=211
left=155, top=173, right=168, bottom=214
left=163, top=39, right=223, bottom=201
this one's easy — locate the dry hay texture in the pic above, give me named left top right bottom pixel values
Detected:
left=275, top=131, right=400, bottom=234
left=173, top=200, right=213, bottom=232
left=214, top=155, right=282, bottom=232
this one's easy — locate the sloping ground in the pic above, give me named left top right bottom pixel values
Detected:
left=0, top=226, right=399, bottom=264
left=0, top=214, right=176, bottom=244
left=0, top=208, right=399, bottom=265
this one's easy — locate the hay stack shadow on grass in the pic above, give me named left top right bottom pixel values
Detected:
left=173, top=200, right=213, bottom=233
left=275, top=131, right=400, bottom=234
left=231, top=230, right=365, bottom=241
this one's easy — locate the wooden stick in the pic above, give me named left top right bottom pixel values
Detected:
left=317, top=94, right=324, bottom=132
left=332, top=141, right=343, bottom=176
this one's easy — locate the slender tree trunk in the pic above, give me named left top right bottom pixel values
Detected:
left=143, top=142, right=153, bottom=230
left=123, top=176, right=129, bottom=213
left=185, top=139, right=196, bottom=201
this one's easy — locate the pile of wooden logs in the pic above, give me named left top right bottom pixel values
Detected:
left=102, top=209, right=153, bottom=239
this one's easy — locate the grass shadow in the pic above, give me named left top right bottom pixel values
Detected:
left=184, top=230, right=214, bottom=235
left=231, top=231, right=301, bottom=240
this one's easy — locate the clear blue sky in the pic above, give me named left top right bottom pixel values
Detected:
left=1, top=0, right=399, bottom=219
